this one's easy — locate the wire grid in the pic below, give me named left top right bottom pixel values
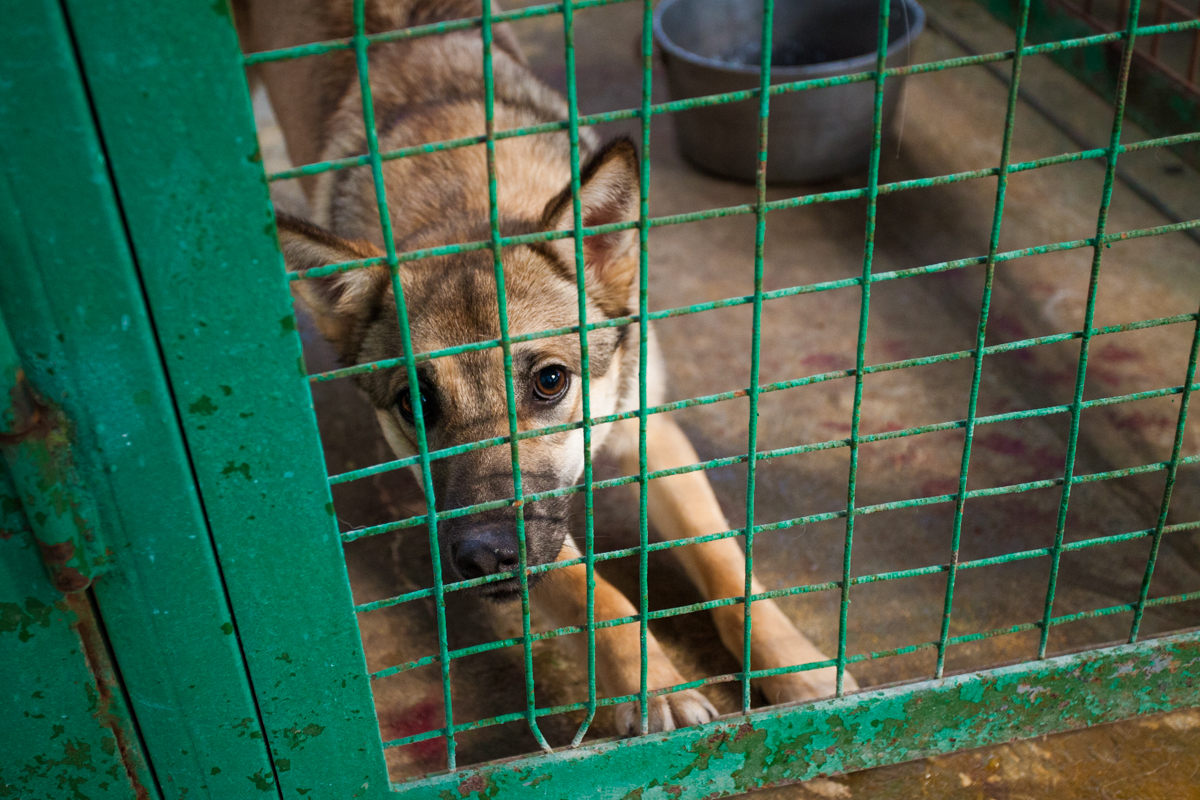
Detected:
left=250, top=0, right=1200, bottom=770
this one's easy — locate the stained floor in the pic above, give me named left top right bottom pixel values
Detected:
left=255, top=0, right=1200, bottom=795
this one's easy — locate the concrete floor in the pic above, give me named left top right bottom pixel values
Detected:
left=256, top=0, right=1200, bottom=794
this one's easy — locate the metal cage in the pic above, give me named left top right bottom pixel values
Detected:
left=2, top=0, right=1199, bottom=798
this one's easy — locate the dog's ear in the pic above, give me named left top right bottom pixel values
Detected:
left=275, top=214, right=391, bottom=361
left=542, top=138, right=640, bottom=316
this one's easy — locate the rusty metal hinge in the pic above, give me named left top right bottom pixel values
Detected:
left=2, top=339, right=108, bottom=593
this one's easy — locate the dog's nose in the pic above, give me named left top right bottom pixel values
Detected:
left=453, top=531, right=520, bottom=580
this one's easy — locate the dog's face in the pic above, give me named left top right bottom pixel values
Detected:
left=278, top=141, right=640, bottom=600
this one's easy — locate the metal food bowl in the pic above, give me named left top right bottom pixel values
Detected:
left=654, top=0, right=925, bottom=184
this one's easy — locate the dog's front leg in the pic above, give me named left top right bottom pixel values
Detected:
left=625, top=414, right=859, bottom=705
left=531, top=544, right=717, bottom=735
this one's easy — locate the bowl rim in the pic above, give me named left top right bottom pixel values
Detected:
left=652, top=0, right=926, bottom=77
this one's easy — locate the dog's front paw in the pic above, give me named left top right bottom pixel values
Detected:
left=614, top=689, right=718, bottom=735
left=760, top=665, right=858, bottom=706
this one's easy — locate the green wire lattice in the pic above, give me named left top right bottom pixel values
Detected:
left=250, top=0, right=1200, bottom=772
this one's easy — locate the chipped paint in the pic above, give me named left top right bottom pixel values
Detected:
left=0, top=338, right=106, bottom=593
left=0, top=596, right=57, bottom=641
left=277, top=723, right=326, bottom=750
left=392, top=632, right=1200, bottom=800
left=65, top=593, right=154, bottom=800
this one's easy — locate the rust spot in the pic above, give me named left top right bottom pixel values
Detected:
left=66, top=593, right=152, bottom=800
left=0, top=369, right=48, bottom=444
left=458, top=772, right=488, bottom=796
left=37, top=539, right=76, bottom=564
left=53, top=566, right=89, bottom=593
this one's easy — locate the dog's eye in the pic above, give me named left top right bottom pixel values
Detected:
left=397, top=385, right=437, bottom=427
left=532, top=365, right=569, bottom=402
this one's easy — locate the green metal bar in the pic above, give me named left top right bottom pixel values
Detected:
left=308, top=207, right=1200, bottom=394
left=559, top=0, right=598, bottom=748
left=344, top=370, right=1200, bottom=547
left=287, top=132, right=1200, bottom=287
left=480, top=0, right=550, bottom=752
left=354, top=443, right=1200, bottom=610
left=740, top=0, right=775, bottom=714
left=380, top=626, right=1200, bottom=761
left=264, top=19, right=1200, bottom=184
left=936, top=0, right=1031, bottom=680
left=326, top=303, right=1196, bottom=485
left=1038, top=0, right=1143, bottom=661
left=249, top=12, right=1197, bottom=74
left=1129, top=305, right=1200, bottom=641
left=350, top=0, right=458, bottom=768
left=837, top=0, right=891, bottom=698
left=243, top=0, right=631, bottom=65
left=378, top=577, right=1200, bottom=707
left=367, top=518, right=1200, bottom=680
left=635, top=0, right=655, bottom=738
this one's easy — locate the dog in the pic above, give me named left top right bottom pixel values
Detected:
left=234, top=0, right=855, bottom=734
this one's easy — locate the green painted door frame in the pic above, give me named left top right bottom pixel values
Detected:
left=56, top=0, right=391, bottom=796
left=1, top=0, right=278, bottom=796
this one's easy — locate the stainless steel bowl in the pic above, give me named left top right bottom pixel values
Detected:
left=654, top=0, right=925, bottom=184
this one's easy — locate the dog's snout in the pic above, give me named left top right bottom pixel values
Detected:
left=453, top=530, right=520, bottom=580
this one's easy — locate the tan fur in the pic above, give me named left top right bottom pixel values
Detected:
left=237, top=0, right=854, bottom=735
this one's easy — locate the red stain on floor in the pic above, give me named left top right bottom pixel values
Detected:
left=879, top=338, right=912, bottom=361
left=803, top=353, right=849, bottom=372
left=1029, top=446, right=1065, bottom=476
left=921, top=477, right=960, bottom=497
left=976, top=432, right=1027, bottom=457
left=379, top=698, right=446, bottom=770
left=1087, top=366, right=1126, bottom=388
left=990, top=313, right=1030, bottom=342
left=1097, top=344, right=1142, bottom=363
left=1112, top=411, right=1171, bottom=433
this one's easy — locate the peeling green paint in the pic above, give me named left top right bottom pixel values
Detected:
left=248, top=769, right=274, bottom=791
left=188, top=396, right=217, bottom=416
left=220, top=462, right=252, bottom=481
left=401, top=633, right=1200, bottom=800
left=278, top=723, right=326, bottom=750
left=0, top=597, right=55, bottom=642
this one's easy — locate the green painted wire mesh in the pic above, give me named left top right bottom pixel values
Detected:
left=254, top=0, right=1200, bottom=765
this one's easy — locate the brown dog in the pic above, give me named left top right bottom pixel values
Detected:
left=235, top=0, right=855, bottom=734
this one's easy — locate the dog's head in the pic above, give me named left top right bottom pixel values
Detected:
left=278, top=140, right=640, bottom=600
